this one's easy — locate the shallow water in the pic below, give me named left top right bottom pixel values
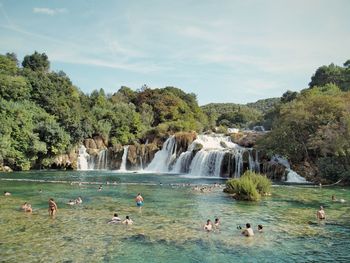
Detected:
left=1, top=171, right=350, bottom=263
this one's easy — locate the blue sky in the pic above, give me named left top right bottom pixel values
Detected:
left=1, top=0, right=349, bottom=105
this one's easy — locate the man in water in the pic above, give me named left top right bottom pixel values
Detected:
left=204, top=219, right=213, bottom=232
left=135, top=193, right=144, bottom=208
left=258, top=224, right=263, bottom=233
left=242, top=223, right=254, bottom=237
left=122, top=216, right=133, bottom=225
left=108, top=213, right=121, bottom=224
left=48, top=198, right=58, bottom=216
left=316, top=206, right=326, bottom=220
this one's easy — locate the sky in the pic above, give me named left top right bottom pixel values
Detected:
left=0, top=0, right=349, bottom=105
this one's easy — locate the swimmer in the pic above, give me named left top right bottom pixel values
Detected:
left=332, top=195, right=345, bottom=203
left=4, top=191, right=11, bottom=196
left=25, top=204, right=32, bottom=213
left=258, top=224, right=263, bottom=233
left=75, top=196, right=82, bottom=204
left=98, top=185, right=103, bottom=191
left=214, top=218, right=220, bottom=228
left=135, top=193, right=144, bottom=208
left=108, top=213, right=121, bottom=224
left=67, top=200, right=75, bottom=206
left=48, top=198, right=58, bottom=216
left=316, top=206, right=326, bottom=220
left=204, top=219, right=213, bottom=232
left=122, top=216, right=133, bottom=225
left=21, top=202, right=29, bottom=210
left=242, top=223, right=254, bottom=237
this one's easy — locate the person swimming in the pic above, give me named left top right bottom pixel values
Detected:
left=258, top=224, right=263, bottom=233
left=75, top=196, right=83, bottom=204
left=242, top=223, right=254, bottom=237
left=135, top=193, right=144, bottom=207
left=21, top=202, right=32, bottom=212
left=214, top=218, right=220, bottom=228
left=204, top=219, right=213, bottom=232
left=67, top=200, right=75, bottom=205
left=122, top=216, right=133, bottom=225
left=108, top=213, right=121, bottom=224
left=4, top=191, right=11, bottom=196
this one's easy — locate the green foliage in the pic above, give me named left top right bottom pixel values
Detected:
left=309, top=61, right=350, bottom=91
left=224, top=171, right=271, bottom=201
left=257, top=85, right=350, bottom=183
left=22, top=51, right=50, bottom=72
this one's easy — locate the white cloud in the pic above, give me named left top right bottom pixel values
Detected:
left=33, top=7, right=67, bottom=16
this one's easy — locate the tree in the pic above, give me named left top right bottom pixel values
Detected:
left=22, top=51, right=50, bottom=72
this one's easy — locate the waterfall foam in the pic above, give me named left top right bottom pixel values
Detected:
left=77, top=145, right=90, bottom=170
left=119, top=146, right=129, bottom=171
left=145, top=136, right=177, bottom=172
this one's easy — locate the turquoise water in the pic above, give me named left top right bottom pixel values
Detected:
left=1, top=171, right=350, bottom=263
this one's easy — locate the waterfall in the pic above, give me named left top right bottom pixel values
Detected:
left=286, top=169, right=307, bottom=183
left=272, top=155, right=308, bottom=183
left=120, top=146, right=129, bottom=171
left=255, top=150, right=260, bottom=173
left=146, top=136, right=176, bottom=172
left=94, top=149, right=108, bottom=169
left=139, top=156, right=144, bottom=170
left=234, top=148, right=244, bottom=177
left=172, top=151, right=193, bottom=173
left=77, top=145, right=90, bottom=170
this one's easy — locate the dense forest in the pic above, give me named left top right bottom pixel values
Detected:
left=1, top=51, right=350, bottom=183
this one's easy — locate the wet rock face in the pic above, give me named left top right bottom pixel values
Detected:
left=127, top=143, right=159, bottom=170
left=174, top=132, right=197, bottom=157
left=262, top=161, right=286, bottom=181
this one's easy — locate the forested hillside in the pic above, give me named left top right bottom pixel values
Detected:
left=0, top=52, right=207, bottom=170
left=257, top=61, right=350, bottom=183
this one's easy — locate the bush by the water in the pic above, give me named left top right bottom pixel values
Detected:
left=224, top=171, right=272, bottom=201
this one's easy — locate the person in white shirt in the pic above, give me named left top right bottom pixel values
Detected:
left=242, top=223, right=254, bottom=237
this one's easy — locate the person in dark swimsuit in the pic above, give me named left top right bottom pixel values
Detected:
left=48, top=198, right=58, bottom=216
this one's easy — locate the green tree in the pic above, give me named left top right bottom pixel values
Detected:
left=22, top=51, right=50, bottom=72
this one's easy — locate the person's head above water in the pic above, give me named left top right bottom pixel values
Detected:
left=258, top=224, right=263, bottom=230
left=114, top=213, right=118, bottom=217
left=246, top=223, right=251, bottom=228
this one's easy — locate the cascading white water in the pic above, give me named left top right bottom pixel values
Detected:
left=119, top=146, right=129, bottom=171
left=286, top=169, right=307, bottom=183
left=77, top=145, right=90, bottom=170
left=272, top=155, right=308, bottom=183
left=94, top=149, right=108, bottom=169
left=234, top=148, right=244, bottom=177
left=146, top=136, right=176, bottom=172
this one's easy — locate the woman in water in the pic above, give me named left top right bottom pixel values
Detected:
left=204, top=219, right=213, bottom=232
left=122, top=216, right=133, bottom=225
left=48, top=198, right=58, bottom=216
left=135, top=193, right=144, bottom=208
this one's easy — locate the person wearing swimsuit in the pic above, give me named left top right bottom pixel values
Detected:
left=135, top=193, right=144, bottom=208
left=48, top=198, right=58, bottom=216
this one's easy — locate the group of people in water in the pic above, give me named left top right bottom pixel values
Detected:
left=203, top=218, right=263, bottom=237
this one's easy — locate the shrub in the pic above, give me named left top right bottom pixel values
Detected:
left=224, top=171, right=272, bottom=201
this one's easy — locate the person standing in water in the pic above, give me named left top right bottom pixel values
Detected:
left=135, top=193, right=144, bottom=208
left=48, top=198, right=58, bottom=216
left=316, top=206, right=326, bottom=220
